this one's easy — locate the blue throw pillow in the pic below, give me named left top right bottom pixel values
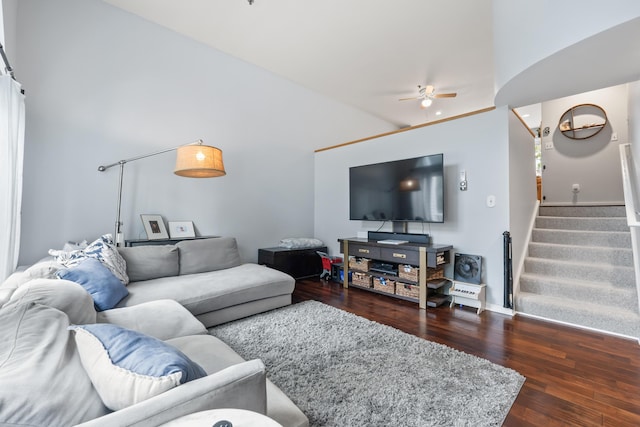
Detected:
left=69, top=324, right=207, bottom=410
left=57, top=258, right=128, bottom=311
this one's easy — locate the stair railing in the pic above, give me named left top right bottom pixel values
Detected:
left=619, top=144, right=640, bottom=320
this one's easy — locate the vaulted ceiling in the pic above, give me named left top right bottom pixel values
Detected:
left=102, top=0, right=496, bottom=128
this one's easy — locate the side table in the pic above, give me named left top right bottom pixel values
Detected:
left=258, top=246, right=327, bottom=279
left=159, top=408, right=282, bottom=427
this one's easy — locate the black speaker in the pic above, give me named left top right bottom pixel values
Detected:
left=367, top=231, right=429, bottom=244
left=454, top=253, right=482, bottom=285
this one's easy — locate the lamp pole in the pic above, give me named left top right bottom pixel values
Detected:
left=98, top=139, right=207, bottom=246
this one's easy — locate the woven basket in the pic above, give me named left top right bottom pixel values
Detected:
left=352, top=271, right=372, bottom=288
left=349, top=257, right=371, bottom=272
left=396, top=283, right=420, bottom=299
left=398, top=264, right=419, bottom=281
left=427, top=267, right=445, bottom=280
left=373, top=277, right=396, bottom=295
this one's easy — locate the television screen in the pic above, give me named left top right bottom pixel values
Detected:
left=349, top=154, right=444, bottom=223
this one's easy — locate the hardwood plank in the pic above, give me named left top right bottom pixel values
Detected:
left=293, top=278, right=640, bottom=426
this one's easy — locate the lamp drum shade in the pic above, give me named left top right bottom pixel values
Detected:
left=174, top=145, right=226, bottom=178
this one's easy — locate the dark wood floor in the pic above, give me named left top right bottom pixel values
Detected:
left=292, top=278, right=640, bottom=426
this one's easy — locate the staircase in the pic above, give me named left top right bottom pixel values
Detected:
left=516, top=205, right=640, bottom=339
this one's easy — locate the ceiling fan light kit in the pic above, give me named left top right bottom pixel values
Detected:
left=421, top=98, right=433, bottom=108
left=399, top=84, right=457, bottom=109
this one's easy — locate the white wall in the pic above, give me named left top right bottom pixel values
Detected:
left=314, top=107, right=513, bottom=308
left=492, top=0, right=640, bottom=103
left=508, top=110, right=538, bottom=298
left=630, top=81, right=640, bottom=177
left=540, top=85, right=627, bottom=205
left=14, top=0, right=396, bottom=264
left=1, top=0, right=17, bottom=57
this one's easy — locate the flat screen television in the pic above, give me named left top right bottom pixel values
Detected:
left=349, top=153, right=444, bottom=223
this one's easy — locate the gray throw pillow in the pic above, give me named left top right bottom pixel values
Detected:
left=176, top=237, right=241, bottom=275
left=117, top=245, right=180, bottom=282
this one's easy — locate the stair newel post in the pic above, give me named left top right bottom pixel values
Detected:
left=503, top=231, right=513, bottom=309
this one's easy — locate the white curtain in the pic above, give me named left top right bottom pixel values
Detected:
left=0, top=75, right=25, bottom=281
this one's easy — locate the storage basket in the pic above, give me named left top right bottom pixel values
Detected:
left=398, top=265, right=445, bottom=282
left=352, top=271, right=372, bottom=288
left=373, top=277, right=396, bottom=295
left=427, top=267, right=445, bottom=280
left=398, top=264, right=419, bottom=281
left=349, top=257, right=371, bottom=272
left=396, top=282, right=420, bottom=299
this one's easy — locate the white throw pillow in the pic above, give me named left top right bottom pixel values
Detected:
left=69, top=324, right=207, bottom=411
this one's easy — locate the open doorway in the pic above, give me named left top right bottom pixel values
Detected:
left=514, top=104, right=542, bottom=200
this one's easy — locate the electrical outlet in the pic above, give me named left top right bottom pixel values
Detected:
left=611, top=132, right=618, bottom=141
left=544, top=142, right=554, bottom=150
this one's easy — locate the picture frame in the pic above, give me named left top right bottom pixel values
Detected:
left=168, top=221, right=196, bottom=239
left=140, top=214, right=169, bottom=240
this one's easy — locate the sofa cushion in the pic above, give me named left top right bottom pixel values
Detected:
left=0, top=303, right=108, bottom=426
left=119, top=264, right=294, bottom=317
left=4, top=278, right=97, bottom=325
left=57, top=258, right=129, bottom=311
left=118, top=245, right=180, bottom=282
left=69, top=324, right=207, bottom=411
left=176, top=237, right=241, bottom=275
left=97, top=299, right=207, bottom=340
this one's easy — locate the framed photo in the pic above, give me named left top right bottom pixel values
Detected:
left=168, top=221, right=196, bottom=239
left=140, top=214, right=169, bottom=240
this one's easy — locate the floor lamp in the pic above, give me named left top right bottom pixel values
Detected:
left=98, top=139, right=226, bottom=246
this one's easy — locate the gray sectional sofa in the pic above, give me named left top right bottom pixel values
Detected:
left=0, top=236, right=309, bottom=427
left=116, top=237, right=296, bottom=327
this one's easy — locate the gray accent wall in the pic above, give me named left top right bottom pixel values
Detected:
left=313, top=107, right=534, bottom=310
left=540, top=84, right=627, bottom=205
left=12, top=0, right=395, bottom=264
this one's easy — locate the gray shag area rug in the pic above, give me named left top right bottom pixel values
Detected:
left=211, top=301, right=525, bottom=427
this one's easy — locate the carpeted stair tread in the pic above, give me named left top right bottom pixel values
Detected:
left=538, top=205, right=625, bottom=217
left=524, top=257, right=635, bottom=288
left=516, top=292, right=640, bottom=338
left=528, top=242, right=633, bottom=267
left=532, top=228, right=631, bottom=249
left=519, top=205, right=638, bottom=338
left=535, top=216, right=629, bottom=232
left=519, top=272, right=639, bottom=312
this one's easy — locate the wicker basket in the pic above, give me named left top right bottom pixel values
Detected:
left=352, top=271, right=372, bottom=288
left=398, top=264, right=419, bottom=281
left=396, top=282, right=420, bottom=299
left=373, top=277, right=396, bottom=295
left=427, top=267, right=445, bottom=280
left=398, top=265, right=445, bottom=282
left=349, top=257, right=371, bottom=272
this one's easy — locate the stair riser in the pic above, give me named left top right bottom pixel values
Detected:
left=535, top=217, right=629, bottom=232
left=539, top=206, right=626, bottom=217
left=524, top=258, right=636, bottom=287
left=519, top=275, right=639, bottom=312
left=532, top=229, right=631, bottom=249
left=528, top=243, right=634, bottom=267
left=515, top=294, right=640, bottom=337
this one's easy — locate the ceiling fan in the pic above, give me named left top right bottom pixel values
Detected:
left=399, top=85, right=457, bottom=109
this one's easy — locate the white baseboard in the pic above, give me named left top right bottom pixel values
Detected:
left=515, top=311, right=639, bottom=342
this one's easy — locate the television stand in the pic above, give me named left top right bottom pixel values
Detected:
left=338, top=237, right=452, bottom=309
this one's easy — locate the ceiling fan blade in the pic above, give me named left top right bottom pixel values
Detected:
left=434, top=93, right=457, bottom=98
left=398, top=96, right=420, bottom=101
